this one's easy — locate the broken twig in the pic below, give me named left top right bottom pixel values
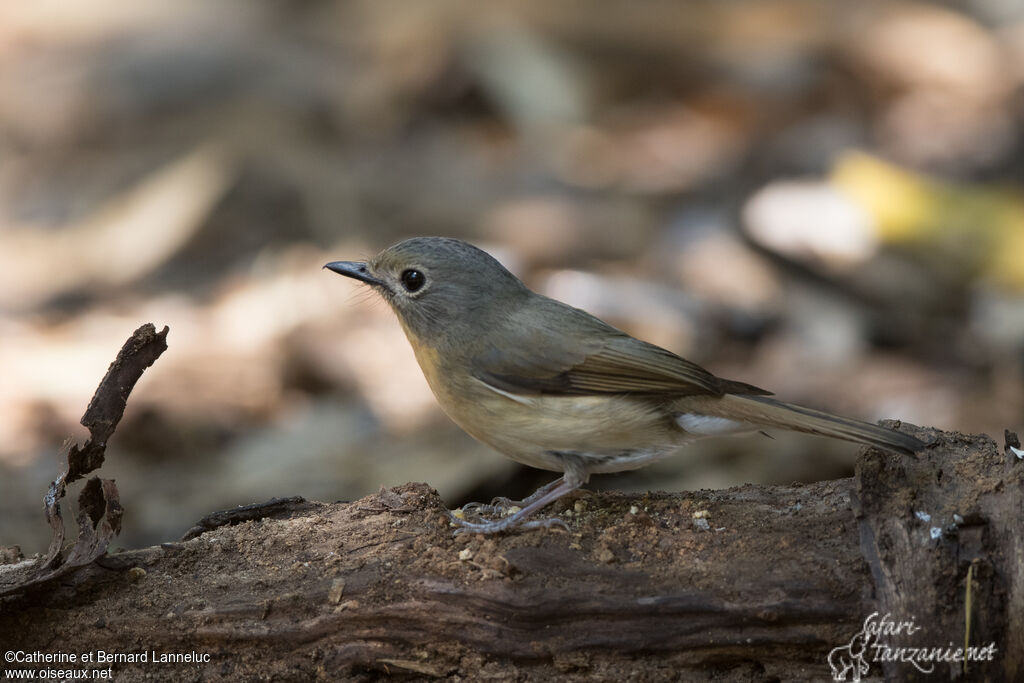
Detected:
left=0, top=323, right=168, bottom=597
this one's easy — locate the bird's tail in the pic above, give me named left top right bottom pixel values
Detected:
left=714, top=394, right=923, bottom=454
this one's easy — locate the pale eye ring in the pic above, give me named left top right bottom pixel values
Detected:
left=400, top=269, right=425, bottom=292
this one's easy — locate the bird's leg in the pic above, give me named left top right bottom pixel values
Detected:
left=450, top=457, right=588, bottom=534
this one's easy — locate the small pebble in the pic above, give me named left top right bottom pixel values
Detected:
left=458, top=548, right=474, bottom=561
left=501, top=505, right=522, bottom=518
left=328, top=578, right=345, bottom=605
left=335, top=599, right=360, bottom=612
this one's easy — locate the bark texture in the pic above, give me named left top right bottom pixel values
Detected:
left=1, top=424, right=1018, bottom=681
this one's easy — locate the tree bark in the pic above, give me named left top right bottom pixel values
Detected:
left=0, top=425, right=1019, bottom=681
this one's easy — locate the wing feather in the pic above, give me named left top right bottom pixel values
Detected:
left=470, top=299, right=770, bottom=398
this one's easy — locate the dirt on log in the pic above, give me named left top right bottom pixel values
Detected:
left=1, top=425, right=1020, bottom=682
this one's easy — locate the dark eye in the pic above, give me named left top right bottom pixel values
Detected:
left=400, top=269, right=425, bottom=292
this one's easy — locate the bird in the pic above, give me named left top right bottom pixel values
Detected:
left=325, top=237, right=923, bottom=534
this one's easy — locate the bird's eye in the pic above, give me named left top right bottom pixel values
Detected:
left=400, top=269, right=425, bottom=292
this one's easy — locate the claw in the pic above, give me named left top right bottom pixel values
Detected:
left=519, top=516, right=570, bottom=531
left=459, top=502, right=498, bottom=516
left=454, top=498, right=523, bottom=523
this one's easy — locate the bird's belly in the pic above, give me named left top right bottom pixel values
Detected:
left=438, top=383, right=689, bottom=473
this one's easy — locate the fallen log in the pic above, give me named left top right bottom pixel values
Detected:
left=1, top=424, right=1018, bottom=681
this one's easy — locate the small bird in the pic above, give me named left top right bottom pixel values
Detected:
left=325, top=237, right=923, bottom=534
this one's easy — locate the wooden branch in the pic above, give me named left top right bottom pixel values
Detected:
left=0, top=425, right=1018, bottom=681
left=0, top=323, right=168, bottom=595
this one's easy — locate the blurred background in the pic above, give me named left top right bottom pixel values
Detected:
left=2, top=0, right=1023, bottom=554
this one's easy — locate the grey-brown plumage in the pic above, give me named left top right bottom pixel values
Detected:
left=326, top=237, right=923, bottom=533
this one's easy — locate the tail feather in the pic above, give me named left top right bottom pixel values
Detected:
left=716, top=394, right=923, bottom=454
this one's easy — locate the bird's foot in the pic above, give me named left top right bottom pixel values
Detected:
left=456, top=496, right=521, bottom=519
left=447, top=508, right=569, bottom=535
left=446, top=475, right=580, bottom=535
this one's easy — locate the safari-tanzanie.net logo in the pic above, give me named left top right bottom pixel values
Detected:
left=827, top=612, right=997, bottom=681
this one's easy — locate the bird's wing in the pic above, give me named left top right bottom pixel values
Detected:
left=471, top=301, right=771, bottom=398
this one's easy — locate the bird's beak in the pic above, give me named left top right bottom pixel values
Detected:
left=324, top=261, right=386, bottom=287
